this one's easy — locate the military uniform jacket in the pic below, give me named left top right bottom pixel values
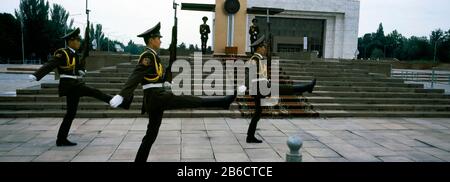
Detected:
left=33, top=48, right=86, bottom=97
left=200, top=24, right=211, bottom=40
left=249, top=53, right=268, bottom=81
left=246, top=53, right=268, bottom=97
left=249, top=25, right=260, bottom=42
left=119, top=47, right=166, bottom=114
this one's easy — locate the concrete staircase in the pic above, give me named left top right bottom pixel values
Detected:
left=1, top=58, right=450, bottom=118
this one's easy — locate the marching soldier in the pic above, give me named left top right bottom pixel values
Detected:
left=249, top=18, right=260, bottom=54
left=200, top=16, right=211, bottom=54
left=29, top=28, right=115, bottom=146
left=109, top=22, right=237, bottom=162
left=244, top=35, right=317, bottom=143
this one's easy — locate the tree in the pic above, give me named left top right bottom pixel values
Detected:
left=370, top=48, right=384, bottom=60
left=401, top=36, right=432, bottom=61
left=124, top=40, right=144, bottom=55
left=15, top=0, right=51, bottom=62
left=430, top=29, right=444, bottom=45
left=90, top=23, right=106, bottom=51
left=0, top=13, right=21, bottom=61
left=48, top=4, right=71, bottom=52
left=430, top=29, right=445, bottom=62
left=437, top=29, right=450, bottom=63
left=385, top=30, right=404, bottom=58
left=357, top=22, right=448, bottom=62
left=2, top=0, right=126, bottom=62
left=188, top=44, right=195, bottom=52
left=373, top=23, right=386, bottom=55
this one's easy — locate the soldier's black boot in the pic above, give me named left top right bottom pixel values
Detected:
left=56, top=139, right=77, bottom=147
left=307, top=79, right=316, bottom=93
left=201, top=94, right=236, bottom=109
left=246, top=136, right=263, bottom=143
left=118, top=95, right=134, bottom=110
left=293, top=79, right=317, bottom=94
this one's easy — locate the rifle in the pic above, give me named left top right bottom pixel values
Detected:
left=165, top=1, right=179, bottom=83
left=266, top=11, right=272, bottom=79
left=80, top=21, right=90, bottom=64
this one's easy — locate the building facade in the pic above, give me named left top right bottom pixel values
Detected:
left=246, top=0, right=360, bottom=59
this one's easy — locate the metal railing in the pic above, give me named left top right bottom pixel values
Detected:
left=392, top=68, right=450, bottom=87
left=1, top=59, right=41, bottom=65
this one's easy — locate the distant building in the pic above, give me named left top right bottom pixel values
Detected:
left=246, top=0, right=360, bottom=59
left=182, top=0, right=360, bottom=59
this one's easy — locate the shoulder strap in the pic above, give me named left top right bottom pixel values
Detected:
left=140, top=50, right=163, bottom=82
left=55, top=48, right=75, bottom=70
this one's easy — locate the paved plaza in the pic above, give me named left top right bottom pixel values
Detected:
left=0, top=73, right=53, bottom=96
left=0, top=117, right=449, bottom=162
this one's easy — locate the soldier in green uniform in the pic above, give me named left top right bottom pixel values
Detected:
left=29, top=28, right=114, bottom=146
left=244, top=35, right=317, bottom=143
left=109, top=22, right=237, bottom=162
left=200, top=16, right=211, bottom=54
left=249, top=18, right=260, bottom=54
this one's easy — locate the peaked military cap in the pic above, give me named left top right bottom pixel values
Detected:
left=250, top=35, right=266, bottom=47
left=202, top=16, right=208, bottom=21
left=137, top=22, right=162, bottom=38
left=61, top=28, right=81, bottom=40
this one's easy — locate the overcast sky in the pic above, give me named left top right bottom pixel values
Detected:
left=1, top=0, right=450, bottom=48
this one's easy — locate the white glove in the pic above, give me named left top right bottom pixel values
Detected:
left=109, top=95, right=124, bottom=108
left=28, top=75, right=37, bottom=82
left=78, top=70, right=86, bottom=77
left=238, top=85, right=247, bottom=94
left=163, top=81, right=173, bottom=89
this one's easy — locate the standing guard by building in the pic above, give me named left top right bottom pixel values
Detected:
left=200, top=16, right=211, bottom=54
left=249, top=18, right=260, bottom=54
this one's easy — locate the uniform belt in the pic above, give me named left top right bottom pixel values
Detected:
left=142, top=83, right=163, bottom=90
left=251, top=78, right=269, bottom=83
left=60, top=75, right=82, bottom=79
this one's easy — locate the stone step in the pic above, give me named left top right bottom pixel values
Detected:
left=173, top=71, right=373, bottom=78
left=116, top=63, right=371, bottom=74
left=300, top=81, right=423, bottom=88
left=306, top=97, right=450, bottom=105
left=97, top=69, right=370, bottom=78
left=101, top=67, right=370, bottom=76
left=66, top=73, right=424, bottom=88
left=312, top=103, right=450, bottom=111
left=0, top=102, right=235, bottom=111
left=115, top=66, right=372, bottom=76
left=39, top=83, right=441, bottom=93
left=117, top=60, right=376, bottom=66
left=392, top=74, right=450, bottom=79
left=239, top=109, right=319, bottom=118
left=309, top=91, right=450, bottom=98
left=317, top=110, right=450, bottom=118
left=0, top=110, right=242, bottom=118
left=16, top=87, right=448, bottom=98
left=236, top=102, right=450, bottom=111
left=4, top=95, right=450, bottom=105
left=16, top=88, right=238, bottom=96
left=82, top=76, right=402, bottom=83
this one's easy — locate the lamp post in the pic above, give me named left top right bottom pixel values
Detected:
left=86, top=0, right=90, bottom=23
left=20, top=16, right=25, bottom=64
left=433, top=38, right=441, bottom=64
